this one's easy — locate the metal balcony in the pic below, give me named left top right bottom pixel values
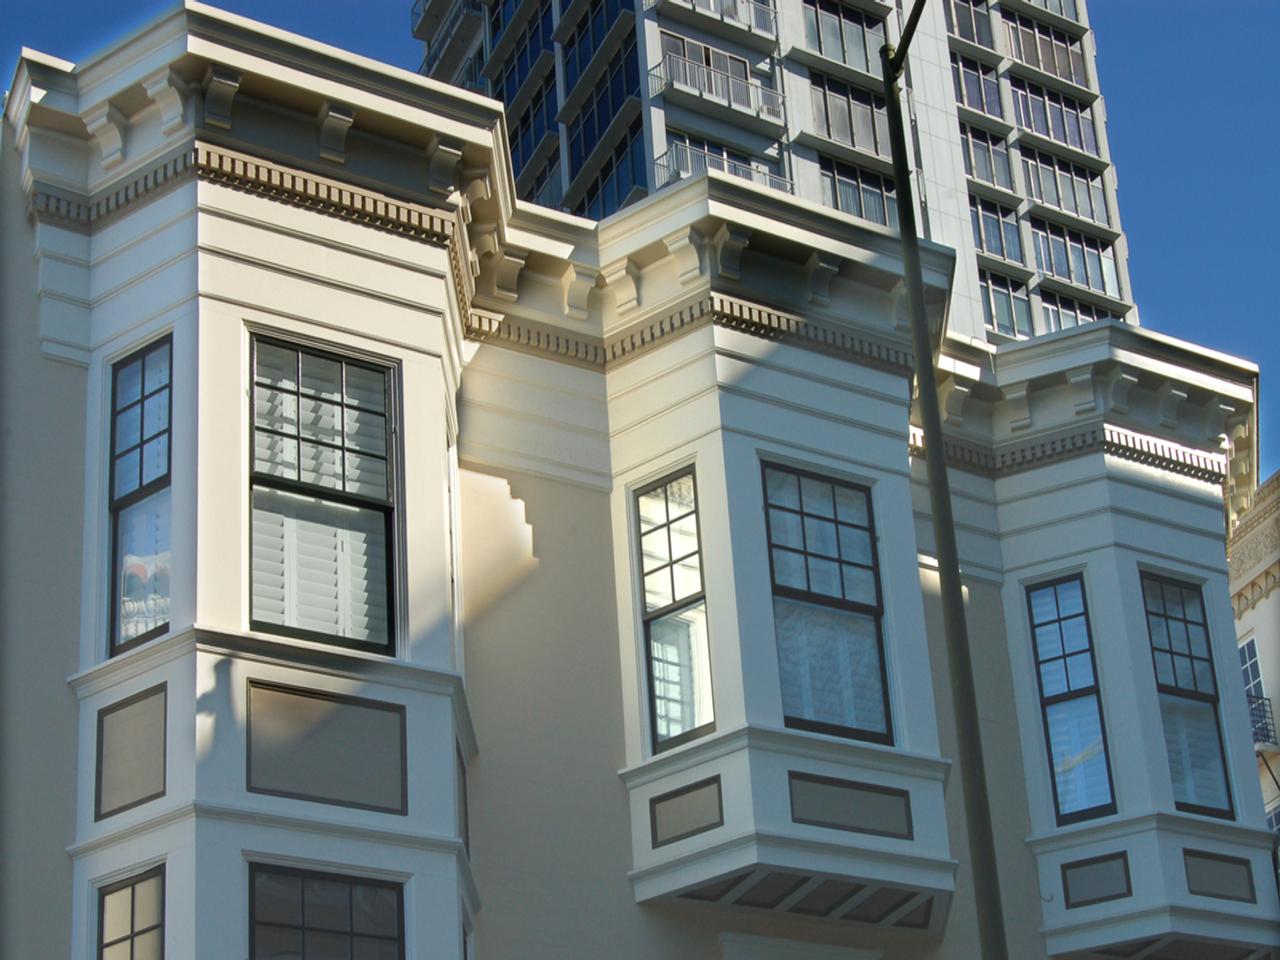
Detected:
left=654, top=142, right=792, bottom=194
left=419, top=0, right=483, bottom=80
left=648, top=54, right=786, bottom=134
left=1249, top=693, right=1278, bottom=749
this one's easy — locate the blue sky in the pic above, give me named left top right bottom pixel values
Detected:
left=3, top=1, right=1276, bottom=477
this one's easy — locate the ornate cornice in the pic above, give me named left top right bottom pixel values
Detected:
left=30, top=148, right=199, bottom=231
left=463, top=293, right=917, bottom=378
left=909, top=422, right=1228, bottom=483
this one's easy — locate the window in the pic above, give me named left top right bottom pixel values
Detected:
left=99, top=866, right=163, bottom=960
left=1003, top=12, right=1087, bottom=85
left=563, top=0, right=628, bottom=92
left=250, top=338, right=394, bottom=653
left=566, top=37, right=639, bottom=176
left=809, top=72, right=890, bottom=158
left=1010, top=78, right=1098, bottom=154
left=959, top=124, right=1012, bottom=190
left=1040, top=291, right=1120, bottom=331
left=1239, top=638, right=1263, bottom=699
left=763, top=464, right=891, bottom=744
left=493, top=0, right=554, bottom=104
left=801, top=0, right=886, bottom=76
left=526, top=148, right=562, bottom=208
left=1267, top=801, right=1280, bottom=836
left=970, top=196, right=1023, bottom=263
left=250, top=865, right=404, bottom=960
left=1026, top=577, right=1115, bottom=823
left=110, top=337, right=173, bottom=655
left=818, top=156, right=898, bottom=228
left=1028, top=0, right=1079, bottom=20
left=951, top=53, right=1001, bottom=117
left=1142, top=573, right=1233, bottom=818
left=1030, top=218, right=1119, bottom=297
left=509, top=73, right=557, bottom=179
left=1023, top=148, right=1108, bottom=225
left=571, top=117, right=646, bottom=219
left=636, top=470, right=714, bottom=752
left=979, top=271, right=1032, bottom=337
left=943, top=0, right=993, bottom=47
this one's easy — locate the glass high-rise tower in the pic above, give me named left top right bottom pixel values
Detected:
left=412, top=0, right=1134, bottom=343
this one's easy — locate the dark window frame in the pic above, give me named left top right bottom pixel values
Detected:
left=1024, top=574, right=1117, bottom=825
left=248, top=862, right=406, bottom=960
left=248, top=334, right=398, bottom=655
left=634, top=466, right=716, bottom=755
left=98, top=864, right=165, bottom=960
left=109, top=335, right=174, bottom=656
left=1141, top=571, right=1234, bottom=820
left=95, top=682, right=168, bottom=821
left=245, top=679, right=409, bottom=815
left=761, top=461, right=894, bottom=746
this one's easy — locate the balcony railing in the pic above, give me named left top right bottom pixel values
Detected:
left=420, top=0, right=483, bottom=77
left=1249, top=694, right=1277, bottom=747
left=654, top=142, right=793, bottom=194
left=649, top=54, right=785, bottom=125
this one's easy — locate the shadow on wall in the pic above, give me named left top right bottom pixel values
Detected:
left=458, top=469, right=539, bottom=622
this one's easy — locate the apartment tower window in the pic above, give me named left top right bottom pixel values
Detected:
left=109, top=337, right=173, bottom=654
left=762, top=464, right=891, bottom=744
left=250, top=338, right=395, bottom=653
left=636, top=470, right=714, bottom=752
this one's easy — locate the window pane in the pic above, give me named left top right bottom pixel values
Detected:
left=117, top=488, right=171, bottom=645
left=251, top=487, right=390, bottom=647
left=1159, top=693, right=1230, bottom=813
left=775, top=596, right=886, bottom=735
left=1045, top=695, right=1111, bottom=815
left=649, top=600, right=714, bottom=743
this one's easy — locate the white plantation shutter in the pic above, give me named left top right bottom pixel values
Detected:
left=252, top=487, right=389, bottom=646
left=1160, top=694, right=1230, bottom=812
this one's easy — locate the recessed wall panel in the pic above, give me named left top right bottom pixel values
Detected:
left=1183, top=849, right=1256, bottom=904
left=789, top=771, right=912, bottom=839
left=650, top=776, right=723, bottom=847
left=247, top=681, right=406, bottom=814
left=96, top=684, right=167, bottom=819
left=1061, top=852, right=1131, bottom=909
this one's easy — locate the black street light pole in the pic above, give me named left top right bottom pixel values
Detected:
left=880, top=4, right=1010, bottom=958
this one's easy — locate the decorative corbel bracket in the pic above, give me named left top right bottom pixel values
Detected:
left=662, top=227, right=705, bottom=287
left=1066, top=364, right=1097, bottom=415
left=492, top=250, right=526, bottom=302
left=1004, top=381, right=1032, bottom=432
left=1155, top=381, right=1188, bottom=429
left=939, top=374, right=974, bottom=426
left=1103, top=366, right=1138, bottom=414
left=602, top=257, right=641, bottom=313
left=710, top=223, right=751, bottom=281
left=142, top=69, right=188, bottom=136
left=1203, top=397, right=1238, bottom=445
left=83, top=102, right=126, bottom=170
left=804, top=251, right=842, bottom=306
left=427, top=134, right=466, bottom=199
left=317, top=102, right=356, bottom=164
left=563, top=264, right=599, bottom=323
left=202, top=66, right=241, bottom=130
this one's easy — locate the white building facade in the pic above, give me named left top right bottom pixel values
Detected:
left=0, top=4, right=1276, bottom=960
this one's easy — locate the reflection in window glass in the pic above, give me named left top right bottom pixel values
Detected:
left=636, top=470, right=714, bottom=751
left=1026, top=577, right=1114, bottom=822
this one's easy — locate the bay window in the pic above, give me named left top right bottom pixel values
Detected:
left=763, top=463, right=891, bottom=744
left=636, top=469, right=714, bottom=752
left=1142, top=573, right=1233, bottom=818
left=110, top=337, right=173, bottom=654
left=251, top=864, right=403, bottom=960
left=1026, top=576, right=1115, bottom=823
left=250, top=337, right=394, bottom=653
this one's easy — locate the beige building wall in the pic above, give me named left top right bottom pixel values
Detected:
left=0, top=117, right=82, bottom=959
